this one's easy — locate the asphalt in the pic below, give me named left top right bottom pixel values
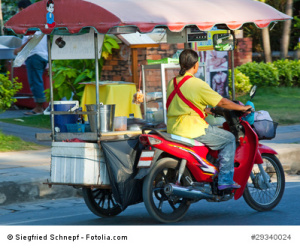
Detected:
left=0, top=109, right=300, bottom=206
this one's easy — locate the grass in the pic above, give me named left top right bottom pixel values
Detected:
left=236, top=87, right=300, bottom=125
left=0, top=114, right=51, bottom=129
left=0, top=114, right=50, bottom=152
left=0, top=130, right=45, bottom=152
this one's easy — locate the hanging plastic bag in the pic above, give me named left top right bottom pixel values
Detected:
left=132, top=64, right=144, bottom=104
left=253, top=110, right=277, bottom=140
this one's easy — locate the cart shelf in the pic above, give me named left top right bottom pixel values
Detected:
left=36, top=129, right=161, bottom=142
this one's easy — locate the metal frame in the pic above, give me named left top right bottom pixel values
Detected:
left=142, top=62, right=206, bottom=124
left=230, top=30, right=236, bottom=101
left=46, top=30, right=105, bottom=142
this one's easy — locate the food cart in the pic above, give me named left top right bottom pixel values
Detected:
left=4, top=0, right=291, bottom=217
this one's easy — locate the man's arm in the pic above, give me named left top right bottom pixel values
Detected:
left=217, top=97, right=251, bottom=112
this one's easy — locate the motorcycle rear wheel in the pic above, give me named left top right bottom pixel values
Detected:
left=143, top=157, right=191, bottom=223
left=243, top=154, right=285, bottom=211
left=82, top=188, right=122, bottom=218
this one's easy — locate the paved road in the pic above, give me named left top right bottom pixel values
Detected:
left=1, top=176, right=299, bottom=248
left=263, top=124, right=300, bottom=144
left=1, top=175, right=300, bottom=226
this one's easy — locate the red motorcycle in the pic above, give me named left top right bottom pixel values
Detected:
left=138, top=89, right=285, bottom=223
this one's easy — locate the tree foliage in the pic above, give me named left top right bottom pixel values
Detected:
left=1, top=0, right=41, bottom=23
left=47, top=35, right=120, bottom=102
left=244, top=0, right=300, bottom=53
left=0, top=72, right=22, bottom=111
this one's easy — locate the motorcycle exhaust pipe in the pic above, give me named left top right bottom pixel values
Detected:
left=164, top=183, right=214, bottom=200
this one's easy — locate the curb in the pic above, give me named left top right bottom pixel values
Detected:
left=0, top=149, right=82, bottom=206
left=0, top=149, right=81, bottom=206
left=262, top=143, right=300, bottom=174
left=0, top=181, right=81, bottom=206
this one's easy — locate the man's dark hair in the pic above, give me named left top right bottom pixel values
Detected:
left=179, top=49, right=199, bottom=76
left=18, top=0, right=32, bottom=9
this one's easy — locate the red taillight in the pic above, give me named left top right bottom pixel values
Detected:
left=139, top=135, right=150, bottom=146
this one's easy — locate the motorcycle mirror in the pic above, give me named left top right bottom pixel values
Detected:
left=213, top=33, right=235, bottom=51
left=250, top=85, right=257, bottom=99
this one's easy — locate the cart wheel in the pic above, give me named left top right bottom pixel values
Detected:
left=82, top=188, right=122, bottom=218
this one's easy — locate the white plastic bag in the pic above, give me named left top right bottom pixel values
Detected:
left=253, top=110, right=277, bottom=140
left=254, top=110, right=273, bottom=121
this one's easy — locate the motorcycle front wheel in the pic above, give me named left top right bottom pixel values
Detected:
left=143, top=157, right=191, bottom=223
left=243, top=154, right=285, bottom=211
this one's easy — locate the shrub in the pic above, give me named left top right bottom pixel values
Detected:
left=291, top=60, right=300, bottom=87
left=236, top=60, right=300, bottom=88
left=228, top=68, right=252, bottom=97
left=273, top=59, right=294, bottom=87
left=273, top=59, right=300, bottom=87
left=237, top=61, right=279, bottom=87
left=0, top=72, right=22, bottom=111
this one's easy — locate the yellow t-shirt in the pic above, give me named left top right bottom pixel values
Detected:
left=167, top=72, right=222, bottom=138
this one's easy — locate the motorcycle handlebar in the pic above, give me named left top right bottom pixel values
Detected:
left=210, top=107, right=254, bottom=117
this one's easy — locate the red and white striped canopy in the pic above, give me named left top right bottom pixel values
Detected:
left=4, top=0, right=292, bottom=35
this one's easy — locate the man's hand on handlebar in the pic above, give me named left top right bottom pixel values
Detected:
left=217, top=98, right=253, bottom=114
left=242, top=105, right=253, bottom=114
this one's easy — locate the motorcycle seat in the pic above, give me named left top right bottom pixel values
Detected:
left=142, top=128, right=204, bottom=147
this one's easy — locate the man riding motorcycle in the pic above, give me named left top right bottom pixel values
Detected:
left=166, top=49, right=251, bottom=190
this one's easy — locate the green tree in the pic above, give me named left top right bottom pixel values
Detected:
left=280, top=0, right=293, bottom=58
left=1, top=0, right=41, bottom=23
left=1, top=0, right=18, bottom=23
left=258, top=0, right=273, bottom=62
left=244, top=0, right=299, bottom=60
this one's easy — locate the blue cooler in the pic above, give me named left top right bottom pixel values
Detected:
left=54, top=101, right=79, bottom=132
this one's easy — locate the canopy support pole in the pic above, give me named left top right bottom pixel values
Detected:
left=231, top=30, right=235, bottom=101
left=132, top=47, right=138, bottom=85
left=47, top=35, right=55, bottom=141
left=94, top=32, right=100, bottom=138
